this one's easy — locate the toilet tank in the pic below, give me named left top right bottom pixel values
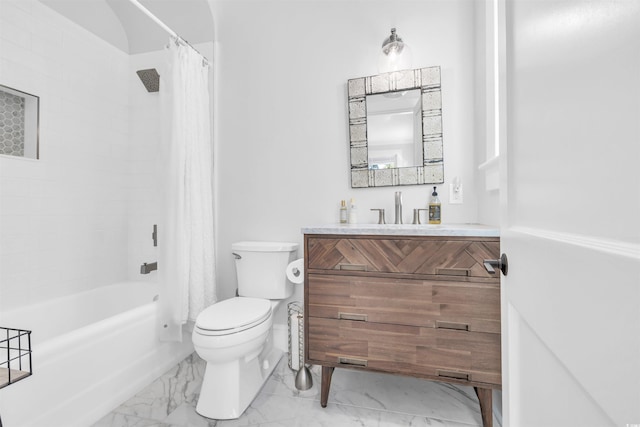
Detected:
left=232, top=241, right=299, bottom=299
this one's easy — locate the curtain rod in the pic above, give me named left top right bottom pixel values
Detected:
left=127, top=0, right=210, bottom=66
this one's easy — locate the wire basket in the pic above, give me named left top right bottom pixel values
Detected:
left=0, top=327, right=32, bottom=390
left=287, top=302, right=304, bottom=371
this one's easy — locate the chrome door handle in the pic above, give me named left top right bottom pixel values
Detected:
left=483, top=253, right=508, bottom=276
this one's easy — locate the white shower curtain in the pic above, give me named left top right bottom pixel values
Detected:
left=158, top=38, right=216, bottom=341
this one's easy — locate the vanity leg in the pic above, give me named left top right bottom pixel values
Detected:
left=474, top=387, right=493, bottom=427
left=320, top=366, right=335, bottom=408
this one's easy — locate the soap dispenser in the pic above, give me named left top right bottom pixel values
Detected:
left=348, top=198, right=358, bottom=224
left=428, top=186, right=441, bottom=224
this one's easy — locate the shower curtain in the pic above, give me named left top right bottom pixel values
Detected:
left=158, top=38, right=216, bottom=341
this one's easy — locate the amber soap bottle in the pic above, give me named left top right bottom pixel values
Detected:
left=428, top=186, right=441, bottom=224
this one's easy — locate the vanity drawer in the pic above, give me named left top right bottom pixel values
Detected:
left=307, top=317, right=501, bottom=386
left=307, top=274, right=500, bottom=334
left=307, top=237, right=500, bottom=279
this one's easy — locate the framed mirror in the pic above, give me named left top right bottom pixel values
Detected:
left=348, top=66, right=443, bottom=188
left=0, top=84, right=40, bottom=159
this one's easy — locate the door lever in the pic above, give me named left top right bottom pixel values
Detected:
left=483, top=253, right=508, bottom=276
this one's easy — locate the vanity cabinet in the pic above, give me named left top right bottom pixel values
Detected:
left=303, top=230, right=501, bottom=427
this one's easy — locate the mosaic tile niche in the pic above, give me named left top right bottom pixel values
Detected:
left=0, top=90, right=26, bottom=157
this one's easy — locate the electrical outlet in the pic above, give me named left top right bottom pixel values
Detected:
left=450, top=183, right=463, bottom=204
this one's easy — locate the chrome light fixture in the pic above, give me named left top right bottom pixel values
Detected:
left=378, top=28, right=412, bottom=73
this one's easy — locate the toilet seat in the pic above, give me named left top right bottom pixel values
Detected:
left=195, top=297, right=272, bottom=336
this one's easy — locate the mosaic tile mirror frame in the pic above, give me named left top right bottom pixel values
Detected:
left=348, top=66, right=444, bottom=188
left=0, top=84, right=40, bottom=159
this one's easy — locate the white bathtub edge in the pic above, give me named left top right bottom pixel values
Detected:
left=31, top=340, right=194, bottom=427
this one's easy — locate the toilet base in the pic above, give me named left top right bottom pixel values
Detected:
left=195, top=343, right=283, bottom=420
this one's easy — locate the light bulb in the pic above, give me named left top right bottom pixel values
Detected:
left=378, top=28, right=412, bottom=73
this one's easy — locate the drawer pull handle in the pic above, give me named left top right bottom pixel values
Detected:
left=338, top=357, right=368, bottom=367
left=339, top=312, right=368, bottom=321
left=437, top=370, right=469, bottom=381
left=338, top=264, right=367, bottom=271
left=436, top=268, right=470, bottom=276
left=436, top=321, right=469, bottom=331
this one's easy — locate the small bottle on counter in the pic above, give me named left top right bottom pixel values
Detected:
left=339, top=200, right=348, bottom=224
left=428, top=186, right=441, bottom=224
left=348, top=198, right=358, bottom=224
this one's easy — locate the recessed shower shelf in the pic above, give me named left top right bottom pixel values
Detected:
left=0, top=327, right=32, bottom=389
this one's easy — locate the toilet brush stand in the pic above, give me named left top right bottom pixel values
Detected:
left=287, top=302, right=313, bottom=390
left=295, top=365, right=312, bottom=390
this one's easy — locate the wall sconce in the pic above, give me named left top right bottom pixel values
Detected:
left=378, top=28, right=412, bottom=73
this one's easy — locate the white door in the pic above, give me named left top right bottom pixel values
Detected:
left=499, top=1, right=640, bottom=426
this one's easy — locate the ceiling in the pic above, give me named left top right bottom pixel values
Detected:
left=37, top=0, right=215, bottom=54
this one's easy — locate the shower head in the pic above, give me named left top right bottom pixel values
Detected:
left=136, top=68, right=160, bottom=92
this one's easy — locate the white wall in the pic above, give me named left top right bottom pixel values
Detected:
left=474, top=0, right=500, bottom=226
left=210, top=0, right=482, bottom=310
left=0, top=0, right=131, bottom=310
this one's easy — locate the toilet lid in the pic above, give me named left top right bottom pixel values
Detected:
left=195, top=297, right=271, bottom=334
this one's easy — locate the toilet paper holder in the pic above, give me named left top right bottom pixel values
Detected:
left=286, top=258, right=304, bottom=285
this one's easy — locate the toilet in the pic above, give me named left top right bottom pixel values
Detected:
left=192, top=241, right=298, bottom=420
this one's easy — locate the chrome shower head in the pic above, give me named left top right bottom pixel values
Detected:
left=136, top=68, right=160, bottom=92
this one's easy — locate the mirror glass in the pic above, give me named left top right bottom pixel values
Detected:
left=367, top=89, right=421, bottom=169
left=348, top=67, right=443, bottom=188
left=0, top=84, right=40, bottom=159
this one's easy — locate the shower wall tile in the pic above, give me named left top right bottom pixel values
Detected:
left=0, top=0, right=132, bottom=311
left=0, top=19, right=32, bottom=50
left=125, top=49, right=164, bottom=281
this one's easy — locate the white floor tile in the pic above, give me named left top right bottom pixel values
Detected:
left=93, top=353, right=491, bottom=427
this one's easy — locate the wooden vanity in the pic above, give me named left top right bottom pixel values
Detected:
left=302, top=224, right=501, bottom=427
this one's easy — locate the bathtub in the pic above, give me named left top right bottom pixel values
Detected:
left=0, top=281, right=194, bottom=427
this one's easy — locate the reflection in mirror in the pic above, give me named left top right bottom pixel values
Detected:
left=367, top=89, right=421, bottom=169
left=348, top=67, right=443, bottom=188
left=0, top=84, right=40, bottom=159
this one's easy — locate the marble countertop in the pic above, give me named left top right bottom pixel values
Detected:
left=301, top=223, right=499, bottom=237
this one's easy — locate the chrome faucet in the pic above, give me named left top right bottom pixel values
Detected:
left=140, top=262, right=157, bottom=274
left=412, top=208, right=428, bottom=224
left=394, top=192, right=402, bottom=224
left=370, top=208, right=386, bottom=224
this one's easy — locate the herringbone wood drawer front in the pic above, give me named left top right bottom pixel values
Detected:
left=307, top=237, right=499, bottom=278
left=307, top=274, right=500, bottom=334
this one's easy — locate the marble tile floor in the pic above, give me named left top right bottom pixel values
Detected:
left=93, top=353, right=500, bottom=427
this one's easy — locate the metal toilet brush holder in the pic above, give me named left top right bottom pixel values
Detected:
left=287, top=302, right=313, bottom=391
left=295, top=364, right=313, bottom=390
